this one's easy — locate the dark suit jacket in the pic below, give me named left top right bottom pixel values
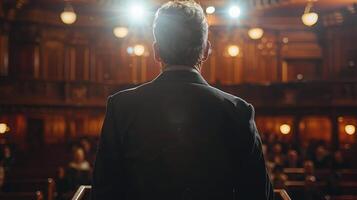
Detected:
left=91, top=70, right=274, bottom=200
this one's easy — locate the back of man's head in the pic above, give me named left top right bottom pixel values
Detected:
left=153, top=0, right=208, bottom=67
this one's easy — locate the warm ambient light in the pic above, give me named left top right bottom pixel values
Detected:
left=60, top=4, right=77, bottom=25
left=302, top=12, right=319, bottom=26
left=0, top=123, right=9, bottom=134
left=133, top=45, right=145, bottom=56
left=227, top=45, right=240, bottom=57
left=206, top=6, right=215, bottom=14
left=248, top=28, right=264, bottom=40
left=113, top=27, right=129, bottom=38
left=228, top=6, right=241, bottom=18
left=280, top=124, right=291, bottom=135
left=345, top=124, right=356, bottom=135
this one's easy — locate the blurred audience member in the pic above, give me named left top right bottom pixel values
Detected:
left=0, top=164, right=4, bottom=191
left=269, top=143, right=285, bottom=167
left=313, top=145, right=331, bottom=169
left=272, top=165, right=288, bottom=189
left=285, top=149, right=302, bottom=168
left=1, top=145, right=14, bottom=172
left=55, top=167, right=69, bottom=200
left=331, top=150, right=349, bottom=169
left=67, top=147, right=91, bottom=190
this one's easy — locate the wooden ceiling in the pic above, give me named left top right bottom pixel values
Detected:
left=1, top=0, right=356, bottom=28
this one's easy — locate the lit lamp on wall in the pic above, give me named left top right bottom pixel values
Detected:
left=206, top=6, right=215, bottom=14
left=301, top=1, right=319, bottom=27
left=280, top=124, right=291, bottom=135
left=0, top=123, right=10, bottom=134
left=113, top=27, right=129, bottom=38
left=345, top=124, right=356, bottom=135
left=248, top=28, right=264, bottom=40
left=60, top=3, right=77, bottom=25
left=133, top=44, right=145, bottom=56
left=227, top=45, right=240, bottom=57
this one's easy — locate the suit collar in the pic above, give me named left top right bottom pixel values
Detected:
left=152, top=69, right=208, bottom=86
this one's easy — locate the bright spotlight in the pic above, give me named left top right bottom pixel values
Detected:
left=206, top=6, right=215, bottom=14
left=130, top=4, right=145, bottom=20
left=227, top=45, right=240, bottom=57
left=113, top=27, right=129, bottom=38
left=133, top=44, right=145, bottom=56
left=229, top=6, right=241, bottom=18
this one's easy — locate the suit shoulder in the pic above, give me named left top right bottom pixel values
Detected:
left=207, top=86, right=251, bottom=108
left=109, top=82, right=152, bottom=102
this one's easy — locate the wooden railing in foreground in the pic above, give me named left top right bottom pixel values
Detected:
left=71, top=186, right=291, bottom=200
left=72, top=185, right=91, bottom=200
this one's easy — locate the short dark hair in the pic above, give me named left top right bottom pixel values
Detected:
left=153, top=0, right=208, bottom=67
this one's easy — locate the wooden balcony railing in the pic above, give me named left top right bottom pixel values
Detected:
left=1, top=79, right=357, bottom=109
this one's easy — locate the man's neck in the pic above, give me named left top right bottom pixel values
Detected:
left=162, top=65, right=201, bottom=73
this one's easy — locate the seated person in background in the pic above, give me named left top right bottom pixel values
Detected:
left=0, top=163, right=4, bottom=191
left=313, top=145, right=331, bottom=169
left=269, top=143, right=285, bottom=167
left=284, top=149, right=302, bottom=168
left=0, top=145, right=14, bottom=172
left=331, top=150, right=349, bottom=169
left=79, top=138, right=95, bottom=164
left=67, top=147, right=91, bottom=190
left=55, top=167, right=70, bottom=200
left=272, top=165, right=287, bottom=189
left=304, top=160, right=315, bottom=177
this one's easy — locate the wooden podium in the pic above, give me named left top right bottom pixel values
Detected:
left=72, top=186, right=291, bottom=200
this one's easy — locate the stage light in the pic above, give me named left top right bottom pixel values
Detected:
left=227, top=45, right=240, bottom=57
left=133, top=44, right=145, bottom=56
left=0, top=123, right=9, bottom=134
left=228, top=6, right=241, bottom=18
left=130, top=4, right=145, bottom=20
left=60, top=3, right=77, bottom=25
left=280, top=124, right=291, bottom=135
left=248, top=28, right=264, bottom=40
left=302, top=12, right=318, bottom=26
left=206, top=6, right=215, bottom=14
left=113, top=27, right=129, bottom=38
left=345, top=124, right=356, bottom=135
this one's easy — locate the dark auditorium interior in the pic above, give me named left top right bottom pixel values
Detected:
left=0, top=0, right=357, bottom=199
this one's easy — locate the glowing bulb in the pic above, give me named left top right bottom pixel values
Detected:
left=229, top=6, right=241, bottom=18
left=60, top=4, right=77, bottom=25
left=280, top=124, right=291, bottom=135
left=302, top=12, right=319, bottom=26
left=0, top=123, right=8, bottom=134
left=113, top=27, right=129, bottom=38
left=345, top=125, right=356, bottom=135
left=206, top=6, right=215, bottom=14
left=248, top=28, right=264, bottom=40
left=227, top=45, right=240, bottom=57
left=133, top=45, right=145, bottom=56
left=130, top=4, right=145, bottom=20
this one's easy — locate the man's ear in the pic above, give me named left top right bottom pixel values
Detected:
left=202, top=40, right=211, bottom=62
left=153, top=42, right=162, bottom=63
